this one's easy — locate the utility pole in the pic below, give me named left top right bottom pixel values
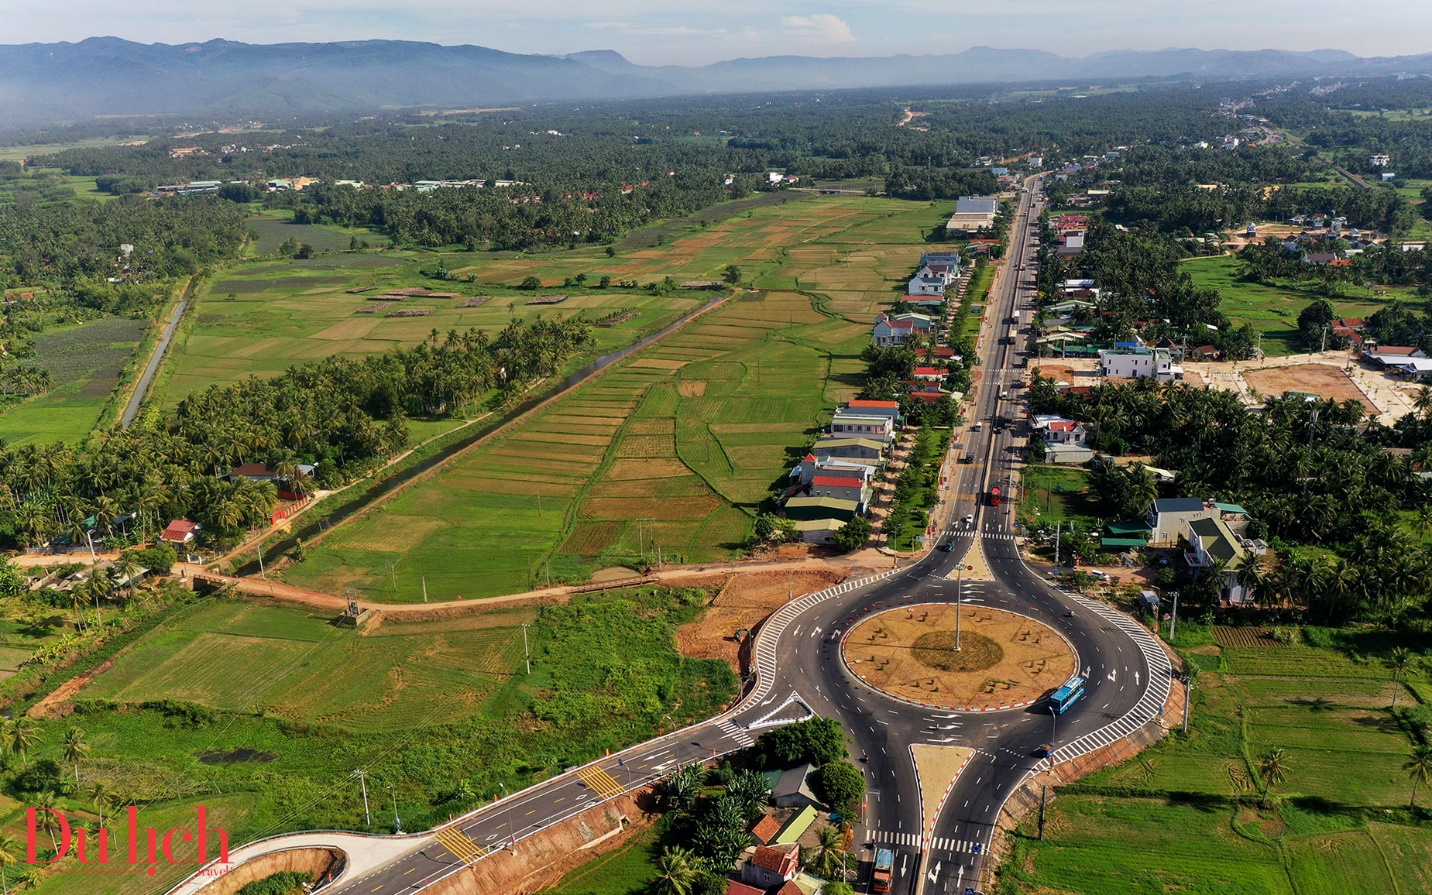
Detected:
left=389, top=785, right=401, bottom=832
left=388, top=561, right=397, bottom=595
left=256, top=544, right=266, bottom=578
left=422, top=576, right=428, bottom=604
left=521, top=623, right=531, bottom=675
left=1054, top=520, right=1061, bottom=567
left=1038, top=785, right=1048, bottom=840
left=1169, top=590, right=1179, bottom=644
left=353, top=770, right=371, bottom=827
left=1182, top=676, right=1193, bottom=734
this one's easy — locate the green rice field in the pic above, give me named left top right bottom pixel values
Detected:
left=0, top=316, right=148, bottom=445
left=284, top=196, right=954, bottom=600
left=998, top=632, right=1432, bottom=895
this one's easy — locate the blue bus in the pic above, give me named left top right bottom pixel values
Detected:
left=1049, top=676, right=1086, bottom=714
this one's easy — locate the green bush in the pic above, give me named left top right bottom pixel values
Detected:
left=236, top=871, right=313, bottom=895
left=751, top=716, right=847, bottom=769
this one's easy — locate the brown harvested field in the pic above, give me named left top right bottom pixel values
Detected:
left=1242, top=363, right=1377, bottom=413
left=676, top=570, right=847, bottom=671
left=845, top=605, right=1076, bottom=710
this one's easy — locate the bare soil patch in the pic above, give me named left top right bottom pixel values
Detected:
left=1243, top=363, right=1376, bottom=413
left=675, top=569, right=846, bottom=672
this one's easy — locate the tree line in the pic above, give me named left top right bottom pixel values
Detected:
left=0, top=316, right=592, bottom=551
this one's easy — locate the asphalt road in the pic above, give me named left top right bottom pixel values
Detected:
left=303, top=182, right=1172, bottom=895
left=121, top=296, right=188, bottom=428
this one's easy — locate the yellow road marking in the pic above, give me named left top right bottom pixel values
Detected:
left=577, top=765, right=625, bottom=800
left=435, top=827, right=484, bottom=864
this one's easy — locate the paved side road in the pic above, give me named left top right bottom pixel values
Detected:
left=121, top=297, right=188, bottom=428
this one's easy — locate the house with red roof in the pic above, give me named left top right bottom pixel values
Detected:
left=726, top=881, right=766, bottom=895
left=809, top=474, right=870, bottom=509
left=1032, top=415, right=1087, bottom=445
left=873, top=312, right=933, bottom=347
left=160, top=519, right=200, bottom=546
left=750, top=815, right=782, bottom=846
left=913, top=366, right=945, bottom=381
left=847, top=399, right=901, bottom=425
left=907, top=389, right=948, bottom=404
left=743, top=843, right=800, bottom=889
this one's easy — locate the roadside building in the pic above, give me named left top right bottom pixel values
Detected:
left=784, top=497, right=859, bottom=523
left=1097, top=347, right=1183, bottom=383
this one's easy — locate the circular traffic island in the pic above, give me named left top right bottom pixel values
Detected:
left=843, top=604, right=1076, bottom=711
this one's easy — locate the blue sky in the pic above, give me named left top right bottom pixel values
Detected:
left=11, top=1, right=1431, bottom=65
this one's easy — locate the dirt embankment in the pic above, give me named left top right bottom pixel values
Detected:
left=194, top=848, right=344, bottom=895
left=427, top=790, right=656, bottom=895
left=674, top=569, right=848, bottom=673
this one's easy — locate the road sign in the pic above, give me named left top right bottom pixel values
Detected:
left=972, top=843, right=982, bottom=854
left=966, top=888, right=977, bottom=895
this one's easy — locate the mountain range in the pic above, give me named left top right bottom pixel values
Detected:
left=2, top=37, right=1431, bottom=125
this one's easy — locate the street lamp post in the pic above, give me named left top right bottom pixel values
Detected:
left=521, top=623, right=531, bottom=675
left=389, top=785, right=401, bottom=833
left=1049, top=705, right=1057, bottom=741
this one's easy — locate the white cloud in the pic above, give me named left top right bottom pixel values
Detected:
left=781, top=13, right=855, bottom=43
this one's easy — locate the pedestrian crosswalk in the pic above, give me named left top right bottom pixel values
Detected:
left=872, top=831, right=922, bottom=847
left=930, top=836, right=985, bottom=854
left=435, top=826, right=486, bottom=864
left=870, top=831, right=986, bottom=854
left=717, top=719, right=755, bottom=748
left=576, top=764, right=626, bottom=800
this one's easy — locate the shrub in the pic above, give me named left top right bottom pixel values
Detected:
left=812, top=759, right=865, bottom=815
left=236, top=871, right=314, bottom=895
left=752, top=717, right=847, bottom=769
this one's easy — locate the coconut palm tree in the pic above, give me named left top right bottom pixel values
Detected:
left=652, top=845, right=698, bottom=895
left=30, top=792, right=59, bottom=856
left=62, top=727, right=88, bottom=793
left=805, top=824, right=850, bottom=879
left=0, top=832, right=19, bottom=895
left=5, top=718, right=39, bottom=772
left=1386, top=647, right=1415, bottom=710
left=1258, top=748, right=1290, bottom=809
left=1405, top=745, right=1432, bottom=809
left=91, top=781, right=115, bottom=829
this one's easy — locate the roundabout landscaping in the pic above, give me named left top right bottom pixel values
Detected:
left=843, top=603, right=1077, bottom=711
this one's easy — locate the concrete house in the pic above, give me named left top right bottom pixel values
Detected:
left=809, top=474, right=870, bottom=509
left=1184, top=516, right=1260, bottom=605
left=1098, top=347, right=1184, bottom=383
left=1033, top=417, right=1086, bottom=445
left=873, top=312, right=933, bottom=347
left=830, top=411, right=894, bottom=442
left=1145, top=498, right=1218, bottom=546
left=847, top=399, right=901, bottom=425
left=793, top=518, right=847, bottom=545
left=743, top=843, right=800, bottom=888
left=160, top=519, right=200, bottom=546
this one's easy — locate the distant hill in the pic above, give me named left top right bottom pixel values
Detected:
left=2, top=37, right=1431, bottom=125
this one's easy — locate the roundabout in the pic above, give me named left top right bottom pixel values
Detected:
left=843, top=603, right=1077, bottom=711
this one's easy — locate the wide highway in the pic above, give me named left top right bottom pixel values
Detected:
left=171, top=180, right=1170, bottom=895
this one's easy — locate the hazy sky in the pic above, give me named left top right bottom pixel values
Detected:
left=9, top=1, right=1431, bottom=66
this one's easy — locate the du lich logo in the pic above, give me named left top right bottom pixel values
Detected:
left=27, top=805, right=229, bottom=876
